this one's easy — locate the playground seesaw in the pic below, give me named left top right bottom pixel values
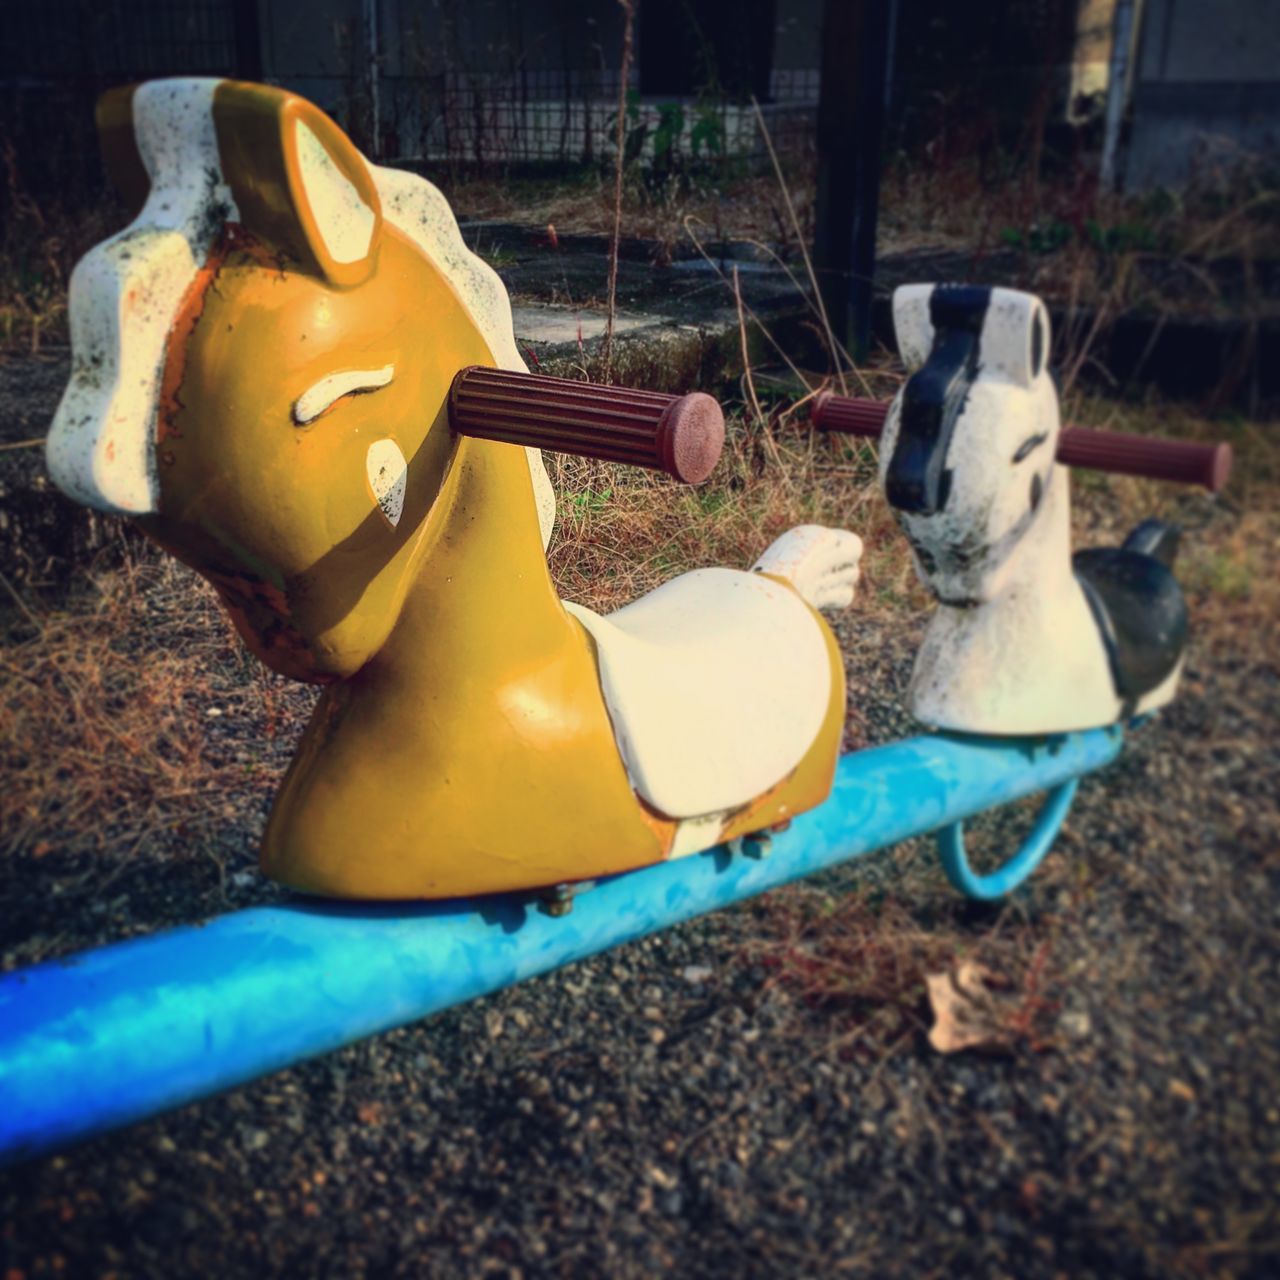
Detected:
left=0, top=80, right=1230, bottom=1168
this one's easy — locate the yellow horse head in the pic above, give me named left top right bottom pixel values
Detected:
left=48, top=79, right=554, bottom=683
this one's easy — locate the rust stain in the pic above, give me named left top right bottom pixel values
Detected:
left=156, top=223, right=283, bottom=447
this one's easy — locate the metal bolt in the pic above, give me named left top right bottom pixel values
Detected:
left=539, top=884, right=574, bottom=917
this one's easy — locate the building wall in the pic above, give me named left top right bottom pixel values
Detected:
left=1125, top=0, right=1280, bottom=189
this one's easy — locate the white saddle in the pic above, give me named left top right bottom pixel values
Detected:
left=564, top=568, right=833, bottom=819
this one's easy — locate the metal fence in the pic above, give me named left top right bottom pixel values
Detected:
left=368, top=68, right=817, bottom=169
left=1, top=3, right=819, bottom=192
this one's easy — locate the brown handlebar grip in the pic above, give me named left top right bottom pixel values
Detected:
left=810, top=392, right=1233, bottom=492
left=449, top=366, right=725, bottom=484
left=810, top=389, right=885, bottom=439
left=1056, top=426, right=1232, bottom=493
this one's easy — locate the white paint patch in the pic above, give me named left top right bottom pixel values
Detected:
left=891, top=283, right=935, bottom=372
left=565, top=568, right=831, bottom=818
left=366, top=438, right=408, bottom=527
left=752, top=524, right=863, bottom=612
left=294, top=364, right=394, bottom=424
left=295, top=121, right=376, bottom=265
left=46, top=78, right=238, bottom=514
left=372, top=165, right=556, bottom=549
left=667, top=810, right=729, bottom=860
left=978, top=289, right=1048, bottom=388
left=907, top=467, right=1123, bottom=733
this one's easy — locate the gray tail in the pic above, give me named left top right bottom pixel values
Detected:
left=1123, top=518, right=1181, bottom=568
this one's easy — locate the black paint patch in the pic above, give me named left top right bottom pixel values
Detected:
left=1013, top=432, right=1049, bottom=464
left=1029, top=471, right=1043, bottom=513
left=933, top=590, right=983, bottom=609
left=1122, top=517, right=1181, bottom=567
left=885, top=285, right=992, bottom=517
left=1030, top=309, right=1045, bottom=377
left=1074, top=533, right=1188, bottom=701
left=909, top=539, right=937, bottom=574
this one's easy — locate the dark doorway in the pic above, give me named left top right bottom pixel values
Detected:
left=639, top=0, right=777, bottom=100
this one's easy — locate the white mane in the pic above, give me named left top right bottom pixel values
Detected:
left=372, top=165, right=556, bottom=542
left=47, top=79, right=237, bottom=514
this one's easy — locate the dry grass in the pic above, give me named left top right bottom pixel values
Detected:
left=448, top=169, right=812, bottom=255
left=546, top=402, right=910, bottom=618
left=0, top=548, right=310, bottom=863
left=4, top=122, right=1275, bottom=368
left=0, top=380, right=1276, bottom=1275
left=0, top=141, right=123, bottom=355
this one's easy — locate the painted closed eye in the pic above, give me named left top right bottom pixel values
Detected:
left=293, top=364, right=395, bottom=424
left=1012, top=432, right=1048, bottom=464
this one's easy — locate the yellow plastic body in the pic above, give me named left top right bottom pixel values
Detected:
left=105, top=81, right=845, bottom=899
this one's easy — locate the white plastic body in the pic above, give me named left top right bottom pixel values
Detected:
left=883, top=283, right=1182, bottom=735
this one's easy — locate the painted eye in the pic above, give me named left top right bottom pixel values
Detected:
left=1012, top=432, right=1049, bottom=464
left=294, top=364, right=394, bottom=424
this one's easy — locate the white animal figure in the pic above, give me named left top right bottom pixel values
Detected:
left=880, top=283, right=1188, bottom=735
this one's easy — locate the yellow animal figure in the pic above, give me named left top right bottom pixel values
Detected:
left=47, top=79, right=863, bottom=900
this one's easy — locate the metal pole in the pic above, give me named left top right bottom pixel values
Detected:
left=0, top=728, right=1123, bottom=1168
left=363, top=0, right=380, bottom=159
left=1100, top=0, right=1138, bottom=191
left=813, top=0, right=891, bottom=360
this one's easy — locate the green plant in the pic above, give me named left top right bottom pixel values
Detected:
left=689, top=100, right=725, bottom=160
left=570, top=485, right=614, bottom=517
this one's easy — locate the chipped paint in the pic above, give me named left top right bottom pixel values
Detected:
left=47, top=79, right=239, bottom=514
left=295, top=120, right=376, bottom=265
left=365, top=438, right=408, bottom=527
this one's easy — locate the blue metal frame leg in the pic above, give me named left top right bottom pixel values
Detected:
left=934, top=779, right=1079, bottom=900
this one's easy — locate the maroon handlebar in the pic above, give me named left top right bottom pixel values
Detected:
left=810, top=391, right=1232, bottom=493
left=449, top=366, right=725, bottom=484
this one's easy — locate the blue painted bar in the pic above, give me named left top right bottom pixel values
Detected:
left=0, top=727, right=1122, bottom=1166
left=935, top=778, right=1081, bottom=901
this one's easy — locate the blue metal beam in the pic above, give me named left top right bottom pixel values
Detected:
left=0, top=727, right=1122, bottom=1167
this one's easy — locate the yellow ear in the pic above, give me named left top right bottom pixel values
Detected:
left=212, top=81, right=382, bottom=287
left=96, top=85, right=150, bottom=219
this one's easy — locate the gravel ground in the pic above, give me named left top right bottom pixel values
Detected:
left=1, top=353, right=1278, bottom=1279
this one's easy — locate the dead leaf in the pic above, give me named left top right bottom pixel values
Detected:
left=1169, top=1078, right=1197, bottom=1103
left=925, top=961, right=1018, bottom=1054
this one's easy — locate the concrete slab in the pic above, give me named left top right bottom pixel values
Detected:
left=510, top=306, right=664, bottom=347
